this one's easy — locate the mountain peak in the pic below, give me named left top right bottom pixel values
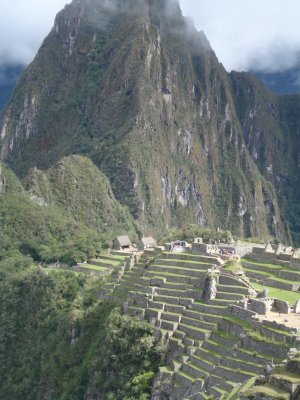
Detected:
left=0, top=0, right=299, bottom=243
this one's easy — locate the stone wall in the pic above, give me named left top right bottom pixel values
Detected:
left=226, top=305, right=256, bottom=321
left=220, top=318, right=244, bottom=337
left=247, top=299, right=273, bottom=315
left=243, top=336, right=288, bottom=358
left=191, top=243, right=218, bottom=255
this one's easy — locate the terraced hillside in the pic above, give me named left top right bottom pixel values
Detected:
left=103, top=250, right=299, bottom=400
left=241, top=258, right=300, bottom=296
left=75, top=252, right=128, bottom=275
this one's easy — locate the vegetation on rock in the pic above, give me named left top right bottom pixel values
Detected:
left=0, top=266, right=165, bottom=399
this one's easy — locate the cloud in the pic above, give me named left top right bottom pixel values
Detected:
left=0, top=0, right=70, bottom=66
left=179, top=0, right=300, bottom=72
left=1, top=0, right=300, bottom=74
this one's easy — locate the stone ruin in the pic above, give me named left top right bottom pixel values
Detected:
left=237, top=296, right=295, bottom=316
left=191, top=238, right=264, bottom=258
left=249, top=243, right=300, bottom=269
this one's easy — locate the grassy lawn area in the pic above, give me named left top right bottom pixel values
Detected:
left=89, top=258, right=121, bottom=266
left=253, top=283, right=300, bottom=303
left=241, top=258, right=283, bottom=270
left=78, top=263, right=109, bottom=272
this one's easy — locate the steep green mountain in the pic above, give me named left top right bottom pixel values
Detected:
left=0, top=0, right=299, bottom=243
left=25, top=154, right=137, bottom=241
left=230, top=73, right=300, bottom=243
left=0, top=156, right=136, bottom=265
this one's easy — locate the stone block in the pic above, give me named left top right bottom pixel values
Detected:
left=248, top=299, right=272, bottom=315
left=287, top=359, right=300, bottom=374
left=202, top=276, right=217, bottom=301
left=227, top=304, right=256, bottom=321
left=150, top=277, right=166, bottom=286
left=295, top=300, right=300, bottom=314
left=220, top=318, right=244, bottom=337
left=272, top=299, right=291, bottom=314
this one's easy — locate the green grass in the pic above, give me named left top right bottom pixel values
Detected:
left=272, top=366, right=300, bottom=383
left=262, top=324, right=292, bottom=338
left=89, top=258, right=122, bottom=266
left=241, top=258, right=283, bottom=270
left=267, top=276, right=297, bottom=284
left=247, top=330, right=288, bottom=346
left=78, top=263, right=110, bottom=272
left=224, top=261, right=244, bottom=272
left=244, top=384, right=290, bottom=399
left=253, top=283, right=300, bottom=303
left=157, top=258, right=212, bottom=266
left=215, top=330, right=236, bottom=341
left=243, top=267, right=276, bottom=277
left=222, top=316, right=253, bottom=331
left=227, top=377, right=256, bottom=400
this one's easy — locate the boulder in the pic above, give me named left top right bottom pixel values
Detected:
left=295, top=299, right=300, bottom=314
left=202, top=275, right=217, bottom=301
left=248, top=299, right=272, bottom=315
left=273, top=299, right=291, bottom=314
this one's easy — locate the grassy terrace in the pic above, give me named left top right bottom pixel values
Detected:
left=247, top=330, right=289, bottom=346
left=242, top=258, right=300, bottom=290
left=241, top=259, right=283, bottom=270
left=262, top=324, right=293, bottom=338
left=77, top=263, right=109, bottom=272
left=272, top=366, right=300, bottom=383
left=253, top=283, right=300, bottom=303
left=242, top=258, right=300, bottom=277
left=244, top=383, right=289, bottom=400
left=222, top=316, right=253, bottom=331
left=89, top=258, right=122, bottom=266
left=156, top=257, right=211, bottom=265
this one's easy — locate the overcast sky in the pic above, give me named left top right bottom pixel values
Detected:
left=0, top=0, right=300, bottom=73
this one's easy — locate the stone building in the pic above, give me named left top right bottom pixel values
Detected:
left=113, top=235, right=132, bottom=251
left=137, top=237, right=156, bottom=251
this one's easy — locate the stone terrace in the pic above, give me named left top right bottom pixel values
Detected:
left=241, top=258, right=300, bottom=292
left=116, top=250, right=298, bottom=400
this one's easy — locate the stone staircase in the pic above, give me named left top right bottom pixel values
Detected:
left=119, top=251, right=297, bottom=400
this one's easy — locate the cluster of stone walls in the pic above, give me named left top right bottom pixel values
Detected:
left=248, top=245, right=300, bottom=268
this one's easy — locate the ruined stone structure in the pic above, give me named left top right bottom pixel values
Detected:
left=94, top=242, right=300, bottom=399
left=100, top=248, right=299, bottom=399
left=248, top=244, right=300, bottom=269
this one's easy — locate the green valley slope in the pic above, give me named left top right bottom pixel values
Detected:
left=0, top=156, right=136, bottom=265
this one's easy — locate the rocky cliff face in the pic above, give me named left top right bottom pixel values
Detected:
left=0, top=0, right=299, bottom=242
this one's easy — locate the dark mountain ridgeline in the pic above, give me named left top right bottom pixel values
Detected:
left=253, top=67, right=300, bottom=95
left=0, top=0, right=299, bottom=243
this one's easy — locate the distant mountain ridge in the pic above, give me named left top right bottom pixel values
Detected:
left=0, top=0, right=300, bottom=243
left=0, top=64, right=24, bottom=113
left=253, top=67, right=300, bottom=95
